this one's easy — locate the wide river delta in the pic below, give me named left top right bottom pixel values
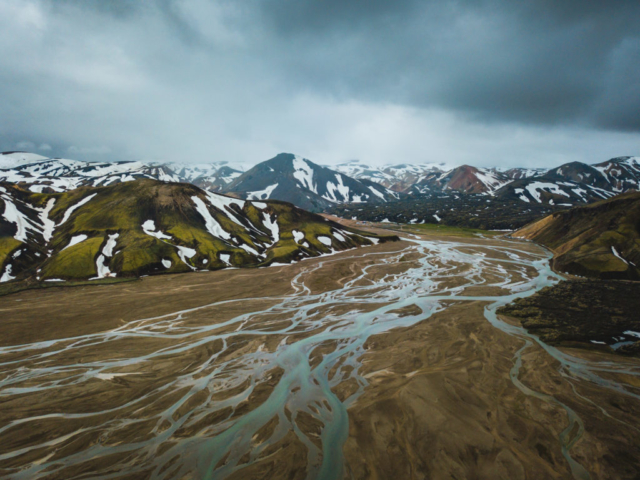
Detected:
left=1, top=229, right=639, bottom=479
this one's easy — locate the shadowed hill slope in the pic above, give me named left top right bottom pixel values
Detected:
left=513, top=191, right=640, bottom=279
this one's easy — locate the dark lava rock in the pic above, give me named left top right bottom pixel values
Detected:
left=497, top=280, right=640, bottom=355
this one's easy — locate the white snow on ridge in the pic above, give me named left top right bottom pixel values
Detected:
left=0, top=264, right=14, bottom=282
left=142, top=220, right=172, bottom=240
left=292, top=156, right=317, bottom=193
left=323, top=174, right=351, bottom=203
left=0, top=152, right=49, bottom=169
left=142, top=219, right=199, bottom=270
left=333, top=231, right=346, bottom=242
left=102, top=233, right=119, bottom=257
left=176, top=246, right=197, bottom=270
left=252, top=201, right=267, bottom=209
left=262, top=213, right=280, bottom=244
left=611, top=246, right=633, bottom=266
left=63, top=234, right=88, bottom=251
left=514, top=188, right=530, bottom=203
left=238, top=243, right=261, bottom=256
left=219, top=253, right=231, bottom=265
left=37, top=198, right=56, bottom=242
left=571, top=187, right=587, bottom=201
left=247, top=183, right=278, bottom=200
left=367, top=185, right=386, bottom=201
left=192, top=196, right=232, bottom=241
left=1, top=195, right=40, bottom=242
left=80, top=161, right=147, bottom=178
left=205, top=190, right=245, bottom=210
left=586, top=185, right=616, bottom=199
left=475, top=168, right=508, bottom=193
left=292, top=229, right=305, bottom=244
left=204, top=191, right=245, bottom=228
left=317, top=235, right=332, bottom=247
left=93, top=233, right=119, bottom=279
left=0, top=156, right=186, bottom=192
left=58, top=193, right=97, bottom=226
left=592, top=164, right=611, bottom=184
left=524, top=182, right=570, bottom=203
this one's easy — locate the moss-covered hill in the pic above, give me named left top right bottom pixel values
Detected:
left=513, top=191, right=640, bottom=280
left=1, top=179, right=394, bottom=283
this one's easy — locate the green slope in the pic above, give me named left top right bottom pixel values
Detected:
left=1, top=179, right=396, bottom=283
left=513, top=191, right=640, bottom=279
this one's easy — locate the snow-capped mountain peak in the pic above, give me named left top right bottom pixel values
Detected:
left=221, top=153, right=397, bottom=211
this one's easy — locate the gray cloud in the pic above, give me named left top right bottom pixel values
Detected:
left=258, top=0, right=640, bottom=127
left=0, top=0, right=638, bottom=167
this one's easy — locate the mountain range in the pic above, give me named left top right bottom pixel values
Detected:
left=1, top=151, right=639, bottom=215
left=336, top=157, right=640, bottom=205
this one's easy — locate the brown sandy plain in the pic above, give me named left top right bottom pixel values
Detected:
left=0, top=224, right=639, bottom=480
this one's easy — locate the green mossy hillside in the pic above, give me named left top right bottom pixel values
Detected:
left=514, top=191, right=640, bottom=280
left=1, top=179, right=397, bottom=283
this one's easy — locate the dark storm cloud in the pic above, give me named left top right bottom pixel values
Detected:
left=257, top=0, right=640, bottom=129
left=0, top=0, right=638, bottom=166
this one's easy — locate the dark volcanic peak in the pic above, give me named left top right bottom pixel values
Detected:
left=222, top=153, right=398, bottom=212
left=541, top=161, right=608, bottom=188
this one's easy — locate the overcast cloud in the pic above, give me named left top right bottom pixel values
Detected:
left=0, top=0, right=638, bottom=167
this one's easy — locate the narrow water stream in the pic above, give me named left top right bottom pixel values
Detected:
left=1, top=236, right=638, bottom=479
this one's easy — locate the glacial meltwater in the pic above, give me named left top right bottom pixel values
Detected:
left=1, top=236, right=639, bottom=479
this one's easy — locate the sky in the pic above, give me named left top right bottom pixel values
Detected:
left=0, top=0, right=639, bottom=168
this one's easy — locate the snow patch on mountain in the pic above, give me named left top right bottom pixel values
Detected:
left=525, top=182, right=571, bottom=203
left=292, top=156, right=317, bottom=193
left=93, top=233, right=119, bottom=279
left=247, top=183, right=278, bottom=200
left=262, top=213, right=280, bottom=244
left=317, top=236, right=332, bottom=247
left=192, top=196, right=232, bottom=241
left=59, top=193, right=97, bottom=226
left=63, top=234, right=88, bottom=251
left=142, top=220, right=172, bottom=240
left=292, top=230, right=305, bottom=244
